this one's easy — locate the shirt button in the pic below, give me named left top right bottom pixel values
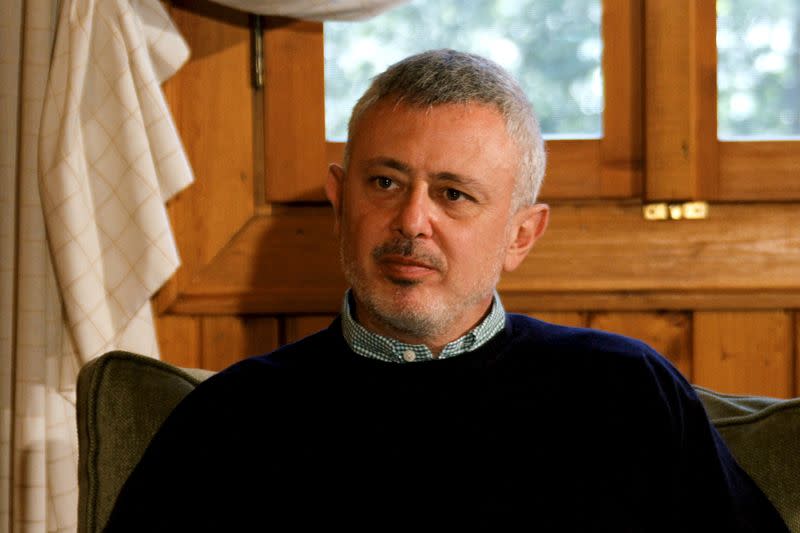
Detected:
left=402, top=350, right=416, bottom=362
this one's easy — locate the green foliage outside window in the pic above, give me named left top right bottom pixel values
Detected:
left=325, top=0, right=800, bottom=141
left=717, top=0, right=800, bottom=138
left=324, top=0, right=603, bottom=141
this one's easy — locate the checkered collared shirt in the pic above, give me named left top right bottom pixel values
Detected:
left=340, top=289, right=506, bottom=363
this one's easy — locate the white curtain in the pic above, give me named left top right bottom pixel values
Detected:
left=2, top=0, right=406, bottom=530
left=38, top=0, right=193, bottom=363
left=1, top=0, right=192, bottom=530
left=1, top=2, right=80, bottom=531
left=207, top=0, right=409, bottom=20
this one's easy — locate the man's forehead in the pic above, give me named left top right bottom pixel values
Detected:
left=349, top=99, right=510, bottom=152
left=358, top=96, right=502, bottom=123
left=345, top=99, right=520, bottom=198
left=362, top=156, right=487, bottom=189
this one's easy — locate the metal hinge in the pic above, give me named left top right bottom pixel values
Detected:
left=251, top=15, right=264, bottom=89
left=643, top=201, right=709, bottom=221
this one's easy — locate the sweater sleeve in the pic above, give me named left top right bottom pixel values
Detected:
left=637, top=346, right=788, bottom=531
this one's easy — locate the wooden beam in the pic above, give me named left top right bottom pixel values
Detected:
left=719, top=141, right=800, bottom=200
left=644, top=0, right=718, bottom=200
left=499, top=290, right=800, bottom=313
left=161, top=202, right=800, bottom=314
left=508, top=202, right=800, bottom=291
left=600, top=0, right=644, bottom=198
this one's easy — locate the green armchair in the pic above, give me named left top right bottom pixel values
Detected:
left=76, top=350, right=800, bottom=532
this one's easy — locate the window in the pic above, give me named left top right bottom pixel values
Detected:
left=324, top=0, right=603, bottom=141
left=261, top=0, right=799, bottom=203
left=316, top=0, right=641, bottom=201
left=717, top=0, right=800, bottom=139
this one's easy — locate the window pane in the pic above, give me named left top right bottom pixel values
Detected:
left=717, top=0, right=800, bottom=139
left=324, top=0, right=603, bottom=141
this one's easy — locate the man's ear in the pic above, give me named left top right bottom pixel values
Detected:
left=503, top=203, right=549, bottom=272
left=325, top=164, right=345, bottom=233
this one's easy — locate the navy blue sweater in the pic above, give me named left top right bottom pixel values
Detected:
left=107, top=315, right=787, bottom=531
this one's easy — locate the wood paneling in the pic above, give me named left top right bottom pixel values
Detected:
left=518, top=202, right=800, bottom=291
left=263, top=18, right=326, bottom=201
left=152, top=1, right=800, bottom=398
left=155, top=314, right=200, bottom=368
left=500, top=290, right=800, bottom=312
left=285, top=315, right=336, bottom=344
left=159, top=1, right=255, bottom=312
left=170, top=208, right=342, bottom=314
left=200, top=316, right=279, bottom=371
left=542, top=140, right=601, bottom=199
left=796, top=312, right=800, bottom=397
left=163, top=203, right=800, bottom=314
left=644, top=0, right=717, bottom=200
left=719, top=141, right=800, bottom=200
left=693, top=311, right=794, bottom=398
left=525, top=312, right=586, bottom=328
left=588, top=312, right=692, bottom=378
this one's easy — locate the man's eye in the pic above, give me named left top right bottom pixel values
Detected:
left=374, top=176, right=395, bottom=190
left=445, top=188, right=465, bottom=201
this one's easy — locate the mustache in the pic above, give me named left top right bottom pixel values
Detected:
left=372, top=239, right=445, bottom=271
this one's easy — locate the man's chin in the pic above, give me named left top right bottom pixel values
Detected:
left=385, top=276, right=422, bottom=288
left=372, top=305, right=445, bottom=339
left=362, top=287, right=447, bottom=334
left=379, top=279, right=435, bottom=303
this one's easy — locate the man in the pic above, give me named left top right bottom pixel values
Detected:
left=107, top=50, right=787, bottom=531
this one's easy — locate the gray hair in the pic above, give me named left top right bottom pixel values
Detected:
left=344, top=49, right=546, bottom=208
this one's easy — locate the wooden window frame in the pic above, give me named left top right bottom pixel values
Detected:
left=263, top=0, right=645, bottom=203
left=645, top=0, right=800, bottom=201
left=263, top=0, right=800, bottom=204
left=157, top=0, right=800, bottom=318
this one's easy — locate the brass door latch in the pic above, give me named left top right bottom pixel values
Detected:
left=643, top=201, right=709, bottom=221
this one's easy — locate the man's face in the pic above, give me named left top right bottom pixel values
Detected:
left=326, top=99, right=548, bottom=347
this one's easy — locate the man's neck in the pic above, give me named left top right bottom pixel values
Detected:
left=351, top=294, right=495, bottom=355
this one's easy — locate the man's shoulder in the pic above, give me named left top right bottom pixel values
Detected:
left=503, top=312, right=684, bottom=384
left=505, top=312, right=656, bottom=358
left=189, top=317, right=349, bottom=396
left=503, top=313, right=702, bottom=436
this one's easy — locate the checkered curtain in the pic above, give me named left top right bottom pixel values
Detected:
left=1, top=0, right=192, bottom=530
left=39, top=0, right=193, bottom=363
left=207, top=0, right=409, bottom=20
left=2, top=0, right=409, bottom=530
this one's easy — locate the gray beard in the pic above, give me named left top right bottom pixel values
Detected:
left=342, top=258, right=451, bottom=340
left=338, top=227, right=507, bottom=343
left=340, top=237, right=453, bottom=339
left=354, top=284, right=449, bottom=339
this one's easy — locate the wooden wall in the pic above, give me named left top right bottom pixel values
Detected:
left=156, top=1, right=800, bottom=398
left=156, top=310, right=798, bottom=398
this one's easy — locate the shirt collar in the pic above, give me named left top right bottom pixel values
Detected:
left=340, top=289, right=506, bottom=364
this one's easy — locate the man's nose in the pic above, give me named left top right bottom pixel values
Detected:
left=392, top=185, right=433, bottom=239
